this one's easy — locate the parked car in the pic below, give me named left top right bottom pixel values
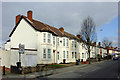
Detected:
left=113, top=56, right=118, bottom=60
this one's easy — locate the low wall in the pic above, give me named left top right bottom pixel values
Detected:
left=22, top=65, right=46, bottom=74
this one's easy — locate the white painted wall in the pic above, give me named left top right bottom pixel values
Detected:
left=10, top=18, right=37, bottom=49
left=5, top=42, right=11, bottom=50
left=0, top=48, right=11, bottom=68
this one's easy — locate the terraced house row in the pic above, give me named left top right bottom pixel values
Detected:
left=1, top=10, right=119, bottom=69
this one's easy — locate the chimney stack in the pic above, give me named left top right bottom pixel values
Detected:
left=98, top=42, right=101, bottom=46
left=16, top=15, right=21, bottom=25
left=27, top=10, right=33, bottom=22
left=59, top=27, right=64, bottom=33
left=76, top=35, right=80, bottom=38
left=94, top=42, right=96, bottom=46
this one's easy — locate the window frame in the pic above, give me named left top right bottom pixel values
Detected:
left=66, top=39, right=69, bottom=47
left=63, top=51, right=65, bottom=58
left=43, top=48, right=46, bottom=59
left=48, top=49, right=51, bottom=58
left=63, top=38, right=65, bottom=46
left=48, top=34, right=51, bottom=43
left=43, top=33, right=46, bottom=43
left=67, top=51, right=69, bottom=59
left=53, top=37, right=55, bottom=45
left=72, top=52, right=74, bottom=59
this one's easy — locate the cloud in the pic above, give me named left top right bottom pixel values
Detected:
left=2, top=2, right=118, bottom=44
left=2, top=0, right=120, bottom=2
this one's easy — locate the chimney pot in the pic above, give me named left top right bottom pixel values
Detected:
left=94, top=42, right=96, bottom=46
left=27, top=10, right=33, bottom=22
left=98, top=42, right=101, bottom=46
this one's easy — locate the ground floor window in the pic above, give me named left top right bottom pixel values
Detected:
left=57, top=52, right=59, bottom=60
left=48, top=49, right=51, bottom=58
left=75, top=52, right=77, bottom=59
left=63, top=51, right=65, bottom=58
left=43, top=48, right=46, bottom=58
left=82, top=53, right=84, bottom=58
left=92, top=52, right=95, bottom=58
left=67, top=51, right=69, bottom=59
left=72, top=52, right=74, bottom=59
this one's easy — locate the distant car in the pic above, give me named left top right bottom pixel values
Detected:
left=113, top=57, right=118, bottom=60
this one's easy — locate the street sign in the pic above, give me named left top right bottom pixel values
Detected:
left=19, top=44, right=25, bottom=54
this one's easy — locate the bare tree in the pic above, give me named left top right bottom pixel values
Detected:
left=102, top=37, right=112, bottom=55
left=79, top=16, right=96, bottom=62
left=102, top=37, right=112, bottom=48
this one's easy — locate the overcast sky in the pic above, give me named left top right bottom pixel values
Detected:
left=1, top=1, right=118, bottom=47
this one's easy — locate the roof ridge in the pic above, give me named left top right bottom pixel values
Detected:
left=44, top=24, right=58, bottom=35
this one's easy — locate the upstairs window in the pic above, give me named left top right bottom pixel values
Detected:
left=63, top=38, right=65, bottom=46
left=82, top=44, right=84, bottom=49
left=53, top=37, right=55, bottom=45
left=72, top=41, right=74, bottom=48
left=66, top=39, right=69, bottom=47
left=48, top=34, right=51, bottom=43
left=57, top=38, right=59, bottom=46
left=75, top=41, right=77, bottom=48
left=43, top=33, right=46, bottom=43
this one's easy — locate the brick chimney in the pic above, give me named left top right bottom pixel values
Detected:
left=98, top=42, right=101, bottom=46
left=94, top=42, right=96, bottom=46
left=27, top=10, right=33, bottom=22
left=76, top=35, right=80, bottom=38
left=16, top=15, right=21, bottom=25
left=114, top=47, right=117, bottom=50
left=59, top=27, right=64, bottom=33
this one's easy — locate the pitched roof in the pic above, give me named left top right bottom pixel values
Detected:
left=9, top=15, right=80, bottom=41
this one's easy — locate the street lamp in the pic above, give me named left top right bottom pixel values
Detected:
left=95, top=29, right=103, bottom=59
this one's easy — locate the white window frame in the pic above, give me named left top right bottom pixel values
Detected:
left=43, top=33, right=46, bottom=43
left=75, top=52, right=77, bottom=59
left=72, top=41, right=74, bottom=48
left=53, top=37, right=55, bottom=45
left=67, top=51, right=69, bottom=59
left=75, top=40, right=77, bottom=48
left=72, top=52, right=74, bottom=59
left=57, top=38, right=59, bottom=46
left=82, top=53, right=84, bottom=58
left=43, top=48, right=46, bottom=59
left=63, top=38, right=65, bottom=46
left=63, top=51, right=65, bottom=58
left=66, top=39, right=69, bottom=47
left=48, top=34, right=51, bottom=43
left=48, top=49, right=51, bottom=58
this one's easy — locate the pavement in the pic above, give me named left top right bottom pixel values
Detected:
left=2, top=60, right=110, bottom=79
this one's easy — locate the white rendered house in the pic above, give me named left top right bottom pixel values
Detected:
left=5, top=10, right=118, bottom=67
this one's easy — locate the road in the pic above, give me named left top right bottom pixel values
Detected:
left=43, top=60, right=120, bottom=78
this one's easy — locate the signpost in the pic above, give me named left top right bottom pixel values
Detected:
left=19, top=44, right=25, bottom=62
left=18, top=44, right=25, bottom=74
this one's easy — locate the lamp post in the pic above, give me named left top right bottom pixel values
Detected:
left=95, top=29, right=103, bottom=59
